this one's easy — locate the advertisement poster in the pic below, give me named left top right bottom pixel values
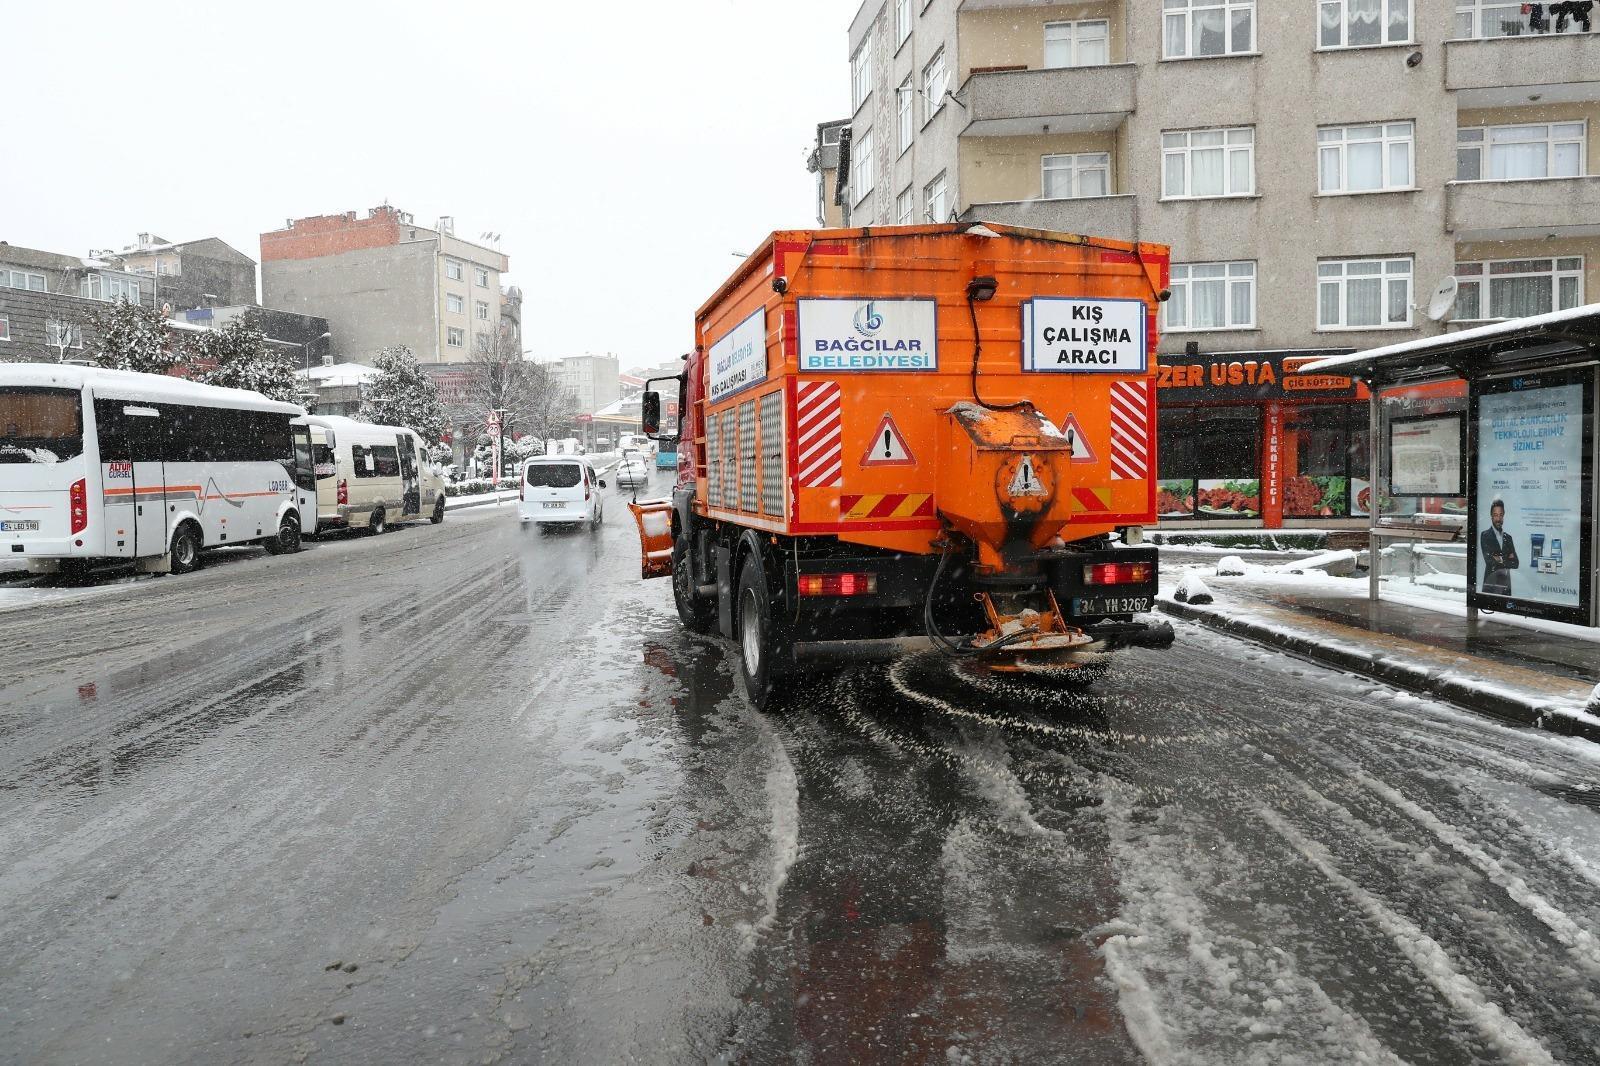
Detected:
left=1390, top=414, right=1463, bottom=497
left=1471, top=371, right=1593, bottom=624
left=1351, top=477, right=1372, bottom=517
left=1285, top=476, right=1349, bottom=517
left=1196, top=479, right=1261, bottom=520
left=1157, top=479, right=1195, bottom=518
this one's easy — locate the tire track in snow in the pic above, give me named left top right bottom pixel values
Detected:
left=1258, top=808, right=1558, bottom=1066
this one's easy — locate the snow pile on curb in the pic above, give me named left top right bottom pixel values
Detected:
left=1215, top=555, right=1248, bottom=577
left=1174, top=573, right=1213, bottom=605
left=1273, top=549, right=1358, bottom=577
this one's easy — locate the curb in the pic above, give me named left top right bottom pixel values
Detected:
left=1156, top=596, right=1600, bottom=744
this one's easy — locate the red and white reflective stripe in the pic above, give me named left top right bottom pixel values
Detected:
left=1108, top=380, right=1151, bottom=481
left=796, top=380, right=843, bottom=489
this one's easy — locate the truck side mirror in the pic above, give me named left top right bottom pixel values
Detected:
left=641, top=391, right=661, bottom=436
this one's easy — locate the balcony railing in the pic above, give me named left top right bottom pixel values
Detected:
left=960, top=64, right=1135, bottom=138
left=1447, top=175, right=1600, bottom=241
left=961, top=195, right=1137, bottom=240
left=1454, top=4, right=1596, bottom=39
left=1445, top=16, right=1600, bottom=102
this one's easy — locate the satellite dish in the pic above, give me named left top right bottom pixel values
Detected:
left=1425, top=276, right=1459, bottom=322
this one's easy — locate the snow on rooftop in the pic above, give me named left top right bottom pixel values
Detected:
left=1303, top=302, right=1600, bottom=375
left=297, top=361, right=379, bottom=386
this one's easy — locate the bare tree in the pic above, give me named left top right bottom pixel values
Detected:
left=450, top=325, right=577, bottom=458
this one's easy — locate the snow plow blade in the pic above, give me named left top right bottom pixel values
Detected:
left=628, top=500, right=674, bottom=579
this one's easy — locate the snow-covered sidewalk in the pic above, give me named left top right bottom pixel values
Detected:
left=1157, top=559, right=1600, bottom=743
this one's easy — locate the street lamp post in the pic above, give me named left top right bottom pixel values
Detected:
left=301, top=331, right=332, bottom=372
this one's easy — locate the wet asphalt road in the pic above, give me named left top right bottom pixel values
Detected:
left=3, top=477, right=1600, bottom=1065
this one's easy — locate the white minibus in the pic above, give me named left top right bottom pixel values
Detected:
left=296, top=415, right=446, bottom=533
left=0, top=363, right=315, bottom=574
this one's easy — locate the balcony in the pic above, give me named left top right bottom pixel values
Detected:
left=961, top=194, right=1136, bottom=240
left=959, top=64, right=1135, bottom=138
left=1447, top=176, right=1600, bottom=240
left=1445, top=31, right=1600, bottom=106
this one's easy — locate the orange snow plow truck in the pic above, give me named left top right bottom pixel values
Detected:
left=630, top=223, right=1174, bottom=706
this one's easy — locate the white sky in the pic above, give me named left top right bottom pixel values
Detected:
left=0, top=0, right=859, bottom=371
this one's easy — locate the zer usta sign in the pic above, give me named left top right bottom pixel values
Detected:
left=1022, top=297, right=1147, bottom=374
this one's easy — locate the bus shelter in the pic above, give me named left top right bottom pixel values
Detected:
left=1304, top=305, right=1598, bottom=630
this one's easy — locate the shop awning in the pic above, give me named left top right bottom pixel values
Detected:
left=1301, top=303, right=1600, bottom=387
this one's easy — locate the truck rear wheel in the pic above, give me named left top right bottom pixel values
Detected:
left=736, top=556, right=784, bottom=709
left=672, top=534, right=713, bottom=633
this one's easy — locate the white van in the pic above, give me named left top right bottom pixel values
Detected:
left=519, top=455, right=606, bottom=531
left=297, top=415, right=446, bottom=534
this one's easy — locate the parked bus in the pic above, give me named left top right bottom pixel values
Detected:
left=296, top=415, right=446, bottom=533
left=654, top=433, right=679, bottom=470
left=0, top=363, right=315, bottom=574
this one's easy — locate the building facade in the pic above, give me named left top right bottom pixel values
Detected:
left=551, top=353, right=621, bottom=416
left=839, top=0, right=1600, bottom=526
left=260, top=207, right=510, bottom=366
left=807, top=119, right=852, bottom=226
left=96, top=234, right=258, bottom=310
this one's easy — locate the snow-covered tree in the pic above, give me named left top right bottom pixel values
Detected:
left=87, top=297, right=177, bottom=374
left=184, top=313, right=303, bottom=403
left=357, top=345, right=445, bottom=444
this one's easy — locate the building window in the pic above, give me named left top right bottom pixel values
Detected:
left=1317, top=257, right=1413, bottom=330
left=922, top=48, right=949, bottom=122
left=475, top=266, right=489, bottom=286
left=1457, top=123, right=1586, bottom=181
left=1166, top=261, right=1256, bottom=331
left=851, top=39, right=873, bottom=111
left=476, top=300, right=490, bottom=321
left=4, top=268, right=46, bottom=291
left=1042, top=152, right=1110, bottom=198
left=1455, top=257, right=1584, bottom=321
left=1319, top=0, right=1411, bottom=46
left=46, top=320, right=84, bottom=349
left=1164, top=0, right=1255, bottom=59
left=925, top=170, right=949, bottom=222
left=475, top=332, right=491, bottom=353
left=80, top=275, right=103, bottom=301
left=896, top=185, right=915, bottom=225
left=447, top=327, right=465, bottom=347
left=1318, top=122, right=1414, bottom=193
left=1044, top=20, right=1109, bottom=67
left=822, top=125, right=843, bottom=146
left=0, top=317, right=9, bottom=341
left=447, top=293, right=464, bottom=314
left=896, top=0, right=912, bottom=46
left=109, top=276, right=141, bottom=305
left=853, top=128, right=875, bottom=204
left=1453, top=0, right=1593, bottom=37
left=1161, top=127, right=1254, bottom=199
left=897, top=77, right=913, bottom=153
left=445, top=259, right=464, bottom=281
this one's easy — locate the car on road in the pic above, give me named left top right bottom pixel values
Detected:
left=519, top=456, right=606, bottom=532
left=613, top=449, right=651, bottom=490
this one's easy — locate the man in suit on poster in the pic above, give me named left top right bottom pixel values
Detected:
left=1478, top=499, right=1520, bottom=595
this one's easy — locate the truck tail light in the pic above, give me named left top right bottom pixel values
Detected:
left=69, top=478, right=88, bottom=535
left=337, top=478, right=348, bottom=505
left=797, top=572, right=877, bottom=597
left=1084, top=562, right=1152, bottom=586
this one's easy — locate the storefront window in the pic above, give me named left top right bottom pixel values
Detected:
left=1285, top=406, right=1363, bottom=517
left=1158, top=407, right=1262, bottom=519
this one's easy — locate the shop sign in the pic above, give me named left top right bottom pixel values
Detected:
left=1157, top=352, right=1359, bottom=401
left=1262, top=403, right=1284, bottom=526
left=708, top=308, right=768, bottom=402
left=1022, top=297, right=1147, bottom=373
left=1467, top=367, right=1595, bottom=627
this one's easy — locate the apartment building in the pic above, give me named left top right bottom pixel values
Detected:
left=95, top=234, right=258, bottom=309
left=839, top=0, right=1599, bottom=526
left=551, top=353, right=621, bottom=415
left=260, top=206, right=510, bottom=366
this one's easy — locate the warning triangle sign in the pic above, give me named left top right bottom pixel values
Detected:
left=1060, top=414, right=1096, bottom=463
left=860, top=413, right=916, bottom=467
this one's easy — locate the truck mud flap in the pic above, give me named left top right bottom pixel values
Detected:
left=627, top=500, right=674, bottom=579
